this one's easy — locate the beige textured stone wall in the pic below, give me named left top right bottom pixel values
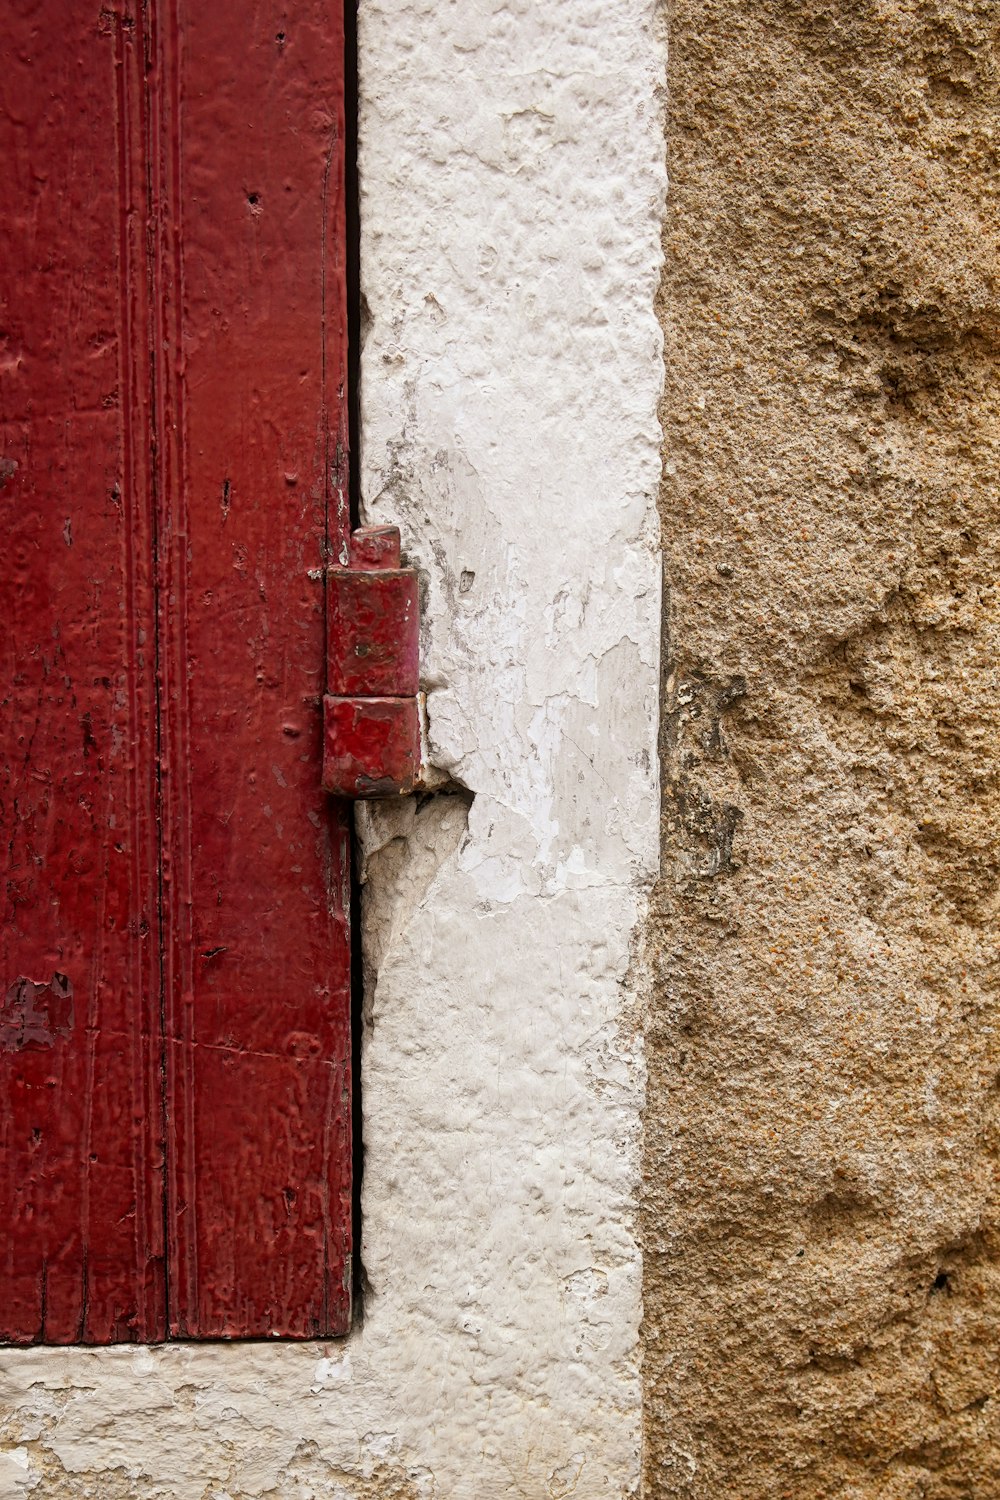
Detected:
left=644, top=1, right=1000, bottom=1495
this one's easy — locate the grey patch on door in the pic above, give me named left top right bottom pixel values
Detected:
left=0, top=973, right=74, bottom=1051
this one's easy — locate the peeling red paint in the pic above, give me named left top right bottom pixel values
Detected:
left=323, top=695, right=422, bottom=798
left=350, top=524, right=402, bottom=570
left=0, top=976, right=74, bottom=1053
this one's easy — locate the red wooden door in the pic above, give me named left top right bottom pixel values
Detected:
left=1, top=0, right=351, bottom=1342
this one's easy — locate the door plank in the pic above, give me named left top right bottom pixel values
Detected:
left=152, top=0, right=352, bottom=1338
left=0, top=2, right=165, bottom=1343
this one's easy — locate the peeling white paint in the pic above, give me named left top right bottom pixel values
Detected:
left=0, top=0, right=664, bottom=1493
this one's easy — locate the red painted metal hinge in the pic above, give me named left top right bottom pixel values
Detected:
left=322, top=526, right=421, bottom=797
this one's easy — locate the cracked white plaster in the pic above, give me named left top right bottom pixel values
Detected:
left=0, top=0, right=664, bottom=1494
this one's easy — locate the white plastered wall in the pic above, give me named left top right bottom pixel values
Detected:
left=0, top=2, right=664, bottom=1495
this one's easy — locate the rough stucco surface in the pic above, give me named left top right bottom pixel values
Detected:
left=0, top=2, right=664, bottom=1497
left=645, top=1, right=1000, bottom=1495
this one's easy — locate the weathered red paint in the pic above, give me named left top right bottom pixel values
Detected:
left=323, top=696, right=422, bottom=798
left=327, top=578, right=419, bottom=699
left=350, top=524, right=402, bottom=570
left=322, top=527, right=421, bottom=797
left=1, top=0, right=166, bottom=1344
left=1, top=0, right=351, bottom=1341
